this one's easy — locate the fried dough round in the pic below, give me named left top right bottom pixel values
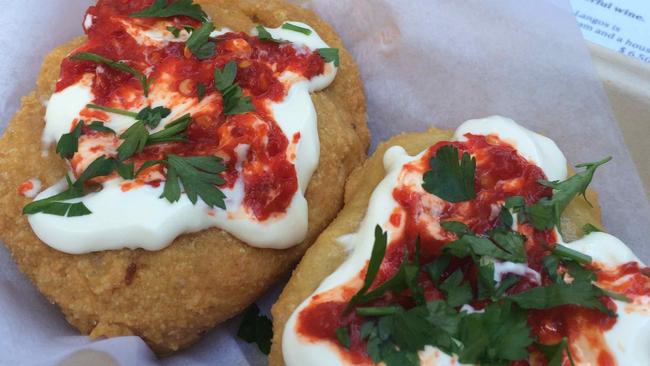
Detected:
left=269, top=128, right=602, bottom=366
left=0, top=0, right=368, bottom=355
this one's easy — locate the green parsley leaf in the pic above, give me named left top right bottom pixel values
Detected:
left=117, top=121, right=149, bottom=161
left=214, top=61, right=256, bottom=115
left=317, top=48, right=340, bottom=67
left=357, top=306, right=402, bottom=317
left=86, top=103, right=139, bottom=118
left=162, top=154, right=226, bottom=208
left=527, top=157, right=611, bottom=235
left=256, top=25, right=280, bottom=43
left=147, top=114, right=191, bottom=144
left=440, top=221, right=470, bottom=235
left=167, top=26, right=181, bottom=38
left=456, top=301, right=533, bottom=364
left=23, top=186, right=86, bottom=217
left=491, top=229, right=527, bottom=263
left=422, top=145, right=476, bottom=203
left=237, top=304, right=273, bottom=355
left=186, top=22, right=216, bottom=59
left=507, top=281, right=613, bottom=316
left=537, top=338, right=576, bottom=366
left=582, top=223, right=602, bottom=235
left=476, top=262, right=496, bottom=300
left=350, top=249, right=423, bottom=309
left=134, top=160, right=165, bottom=178
left=425, top=255, right=451, bottom=284
left=498, top=205, right=514, bottom=228
left=281, top=22, right=312, bottom=35
left=136, top=106, right=171, bottom=128
left=445, top=234, right=513, bottom=262
left=197, top=82, right=206, bottom=101
left=347, top=225, right=387, bottom=311
left=495, top=274, right=521, bottom=298
left=552, top=243, right=592, bottom=265
left=439, top=269, right=473, bottom=307
left=23, top=156, right=119, bottom=217
left=87, top=104, right=191, bottom=157
left=88, top=121, right=116, bottom=134
left=76, top=155, right=119, bottom=184
left=335, top=327, right=351, bottom=349
left=214, top=60, right=237, bottom=91
left=130, top=0, right=208, bottom=21
left=56, top=121, right=83, bottom=159
left=116, top=161, right=135, bottom=180
left=71, top=52, right=151, bottom=96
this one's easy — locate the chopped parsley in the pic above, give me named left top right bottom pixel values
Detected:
left=71, top=52, right=151, bottom=96
left=86, top=104, right=189, bottom=161
left=335, top=327, right=351, bottom=349
left=336, top=217, right=622, bottom=365
left=317, top=48, right=340, bottom=67
left=237, top=304, right=273, bottom=355
left=117, top=120, right=149, bottom=161
left=197, top=82, right=206, bottom=101
left=23, top=156, right=118, bottom=217
left=422, top=145, right=476, bottom=203
left=87, top=121, right=115, bottom=134
left=167, top=26, right=181, bottom=38
left=537, top=337, right=576, bottom=366
left=186, top=21, right=216, bottom=59
left=526, top=157, right=611, bottom=235
left=214, top=61, right=255, bottom=115
left=130, top=0, right=208, bottom=22
left=255, top=25, right=280, bottom=43
left=281, top=23, right=312, bottom=35
left=162, top=154, right=226, bottom=209
left=56, top=121, right=83, bottom=159
left=136, top=106, right=171, bottom=129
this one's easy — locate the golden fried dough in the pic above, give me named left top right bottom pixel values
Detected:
left=269, top=129, right=602, bottom=366
left=0, top=0, right=368, bottom=355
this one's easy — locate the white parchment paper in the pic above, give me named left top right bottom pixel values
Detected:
left=0, top=0, right=648, bottom=365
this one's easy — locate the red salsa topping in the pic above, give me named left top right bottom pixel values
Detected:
left=56, top=0, right=327, bottom=220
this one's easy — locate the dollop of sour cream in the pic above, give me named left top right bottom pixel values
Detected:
left=29, top=22, right=337, bottom=254
left=283, top=117, right=650, bottom=366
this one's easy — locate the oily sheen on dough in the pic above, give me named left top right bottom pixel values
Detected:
left=0, top=0, right=368, bottom=355
left=269, top=128, right=602, bottom=366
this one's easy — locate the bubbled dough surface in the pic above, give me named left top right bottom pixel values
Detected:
left=269, top=129, right=602, bottom=366
left=0, top=0, right=368, bottom=355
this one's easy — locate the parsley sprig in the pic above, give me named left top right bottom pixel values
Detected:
left=86, top=104, right=189, bottom=161
left=281, top=23, right=312, bottom=35
left=56, top=121, right=83, bottom=159
left=317, top=48, right=340, bottom=67
left=162, top=154, right=226, bottom=209
left=504, top=157, right=611, bottom=237
left=237, top=304, right=273, bottom=355
left=130, top=0, right=208, bottom=22
left=23, top=156, right=118, bottom=217
left=71, top=52, right=151, bottom=96
left=422, top=145, right=476, bottom=203
left=186, top=22, right=216, bottom=59
left=214, top=61, right=255, bottom=115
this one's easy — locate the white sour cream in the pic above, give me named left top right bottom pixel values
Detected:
left=283, top=117, right=649, bottom=366
left=29, top=22, right=337, bottom=254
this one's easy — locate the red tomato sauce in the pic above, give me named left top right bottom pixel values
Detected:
left=296, top=134, right=647, bottom=365
left=56, top=0, right=326, bottom=220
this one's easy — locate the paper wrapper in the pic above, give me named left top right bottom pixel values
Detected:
left=0, top=0, right=648, bottom=365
